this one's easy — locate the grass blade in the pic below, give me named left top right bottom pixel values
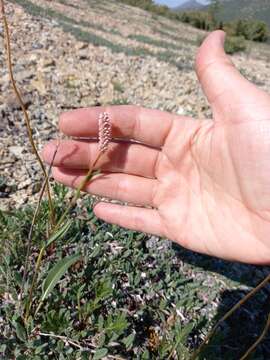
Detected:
left=34, top=253, right=81, bottom=317
left=46, top=220, right=73, bottom=248
left=41, top=253, right=81, bottom=302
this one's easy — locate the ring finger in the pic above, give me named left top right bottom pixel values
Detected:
left=42, top=140, right=160, bottom=179
left=52, top=167, right=159, bottom=207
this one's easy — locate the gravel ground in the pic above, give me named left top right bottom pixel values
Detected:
left=1, top=0, right=270, bottom=211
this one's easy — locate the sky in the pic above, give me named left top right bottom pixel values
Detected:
left=154, top=0, right=209, bottom=8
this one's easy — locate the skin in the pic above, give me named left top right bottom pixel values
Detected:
left=42, top=31, right=270, bottom=265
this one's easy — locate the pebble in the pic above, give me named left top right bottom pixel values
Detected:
left=8, top=146, right=25, bottom=158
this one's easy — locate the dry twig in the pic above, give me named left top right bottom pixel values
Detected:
left=0, top=0, right=55, bottom=225
left=191, top=273, right=270, bottom=359
left=239, top=311, right=270, bottom=360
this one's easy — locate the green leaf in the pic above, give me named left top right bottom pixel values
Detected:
left=97, top=333, right=106, bottom=347
left=177, top=322, right=194, bottom=343
left=46, top=220, right=73, bottom=248
left=41, top=253, right=81, bottom=302
left=122, top=333, right=135, bottom=350
left=98, top=314, right=104, bottom=331
left=105, top=313, right=129, bottom=335
left=14, top=320, right=27, bottom=342
left=90, top=245, right=101, bottom=258
left=95, top=280, right=112, bottom=301
left=142, top=349, right=150, bottom=359
left=93, top=348, right=108, bottom=360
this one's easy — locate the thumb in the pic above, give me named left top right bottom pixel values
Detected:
left=196, top=31, right=270, bottom=119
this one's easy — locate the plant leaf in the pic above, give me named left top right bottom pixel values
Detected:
left=14, top=320, right=27, bottom=342
left=41, top=253, right=81, bottom=302
left=93, top=348, right=108, bottom=360
left=46, top=220, right=72, bottom=248
left=122, top=333, right=135, bottom=350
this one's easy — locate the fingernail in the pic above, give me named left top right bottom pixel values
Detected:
left=219, top=31, right=226, bottom=46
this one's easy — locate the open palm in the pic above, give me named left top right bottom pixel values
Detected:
left=43, top=31, right=270, bottom=264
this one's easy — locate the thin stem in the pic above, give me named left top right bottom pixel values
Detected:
left=0, top=0, right=55, bottom=226
left=19, top=180, right=46, bottom=307
left=191, top=273, right=270, bottom=360
left=24, top=246, right=46, bottom=321
left=29, top=152, right=103, bottom=320
left=55, top=151, right=103, bottom=229
left=33, top=283, right=46, bottom=317
left=20, top=143, right=59, bottom=313
left=168, top=337, right=182, bottom=359
left=35, top=331, right=90, bottom=350
left=239, top=312, right=270, bottom=360
left=35, top=331, right=126, bottom=360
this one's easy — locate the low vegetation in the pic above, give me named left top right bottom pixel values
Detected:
left=0, top=184, right=202, bottom=358
left=1, top=185, right=270, bottom=359
left=197, top=34, right=247, bottom=55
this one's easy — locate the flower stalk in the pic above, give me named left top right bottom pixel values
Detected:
left=25, top=112, right=111, bottom=320
left=55, top=112, right=112, bottom=228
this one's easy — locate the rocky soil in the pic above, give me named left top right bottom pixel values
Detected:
left=1, top=0, right=270, bottom=210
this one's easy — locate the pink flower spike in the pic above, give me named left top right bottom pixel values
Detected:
left=98, top=112, right=112, bottom=153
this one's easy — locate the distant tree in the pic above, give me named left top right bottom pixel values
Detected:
left=208, top=0, right=222, bottom=29
left=219, top=21, right=224, bottom=30
left=249, top=20, right=269, bottom=42
left=233, top=19, right=268, bottom=42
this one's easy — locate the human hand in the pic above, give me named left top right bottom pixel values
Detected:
left=42, top=31, right=270, bottom=264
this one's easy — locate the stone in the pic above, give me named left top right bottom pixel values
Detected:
left=38, top=57, right=56, bottom=68
left=30, top=181, right=42, bottom=195
left=17, top=178, right=32, bottom=190
left=8, top=146, right=25, bottom=158
left=5, top=92, right=32, bottom=111
left=75, top=42, right=88, bottom=51
left=78, top=49, right=89, bottom=60
left=30, top=72, right=47, bottom=95
left=15, top=69, right=35, bottom=82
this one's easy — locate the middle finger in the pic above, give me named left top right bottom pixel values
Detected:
left=42, top=139, right=160, bottom=179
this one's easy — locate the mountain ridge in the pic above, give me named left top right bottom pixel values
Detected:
left=174, top=0, right=206, bottom=11
left=216, top=0, right=270, bottom=28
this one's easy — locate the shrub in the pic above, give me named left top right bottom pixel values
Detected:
left=178, top=11, right=213, bottom=31
left=224, top=19, right=269, bottom=42
left=197, top=34, right=246, bottom=54
left=224, top=35, right=246, bottom=54
left=232, top=19, right=269, bottom=42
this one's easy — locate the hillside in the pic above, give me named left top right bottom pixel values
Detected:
left=1, top=0, right=270, bottom=210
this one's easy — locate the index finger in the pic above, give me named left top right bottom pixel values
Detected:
left=59, top=105, right=174, bottom=148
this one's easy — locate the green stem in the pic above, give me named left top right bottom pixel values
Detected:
left=28, top=152, right=103, bottom=320
left=24, top=246, right=45, bottom=321
left=20, top=143, right=59, bottom=314
left=55, top=152, right=102, bottom=229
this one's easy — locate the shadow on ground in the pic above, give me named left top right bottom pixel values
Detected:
left=173, top=244, right=270, bottom=359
